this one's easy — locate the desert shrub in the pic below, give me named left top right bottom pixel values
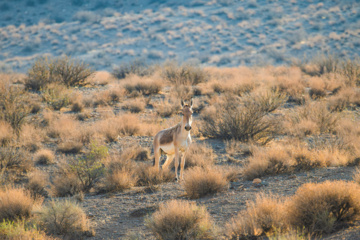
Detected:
left=200, top=95, right=279, bottom=144
left=57, top=141, right=83, bottom=154
left=101, top=169, right=138, bottom=193
left=51, top=171, right=82, bottom=197
left=225, top=194, right=286, bottom=239
left=26, top=56, right=94, bottom=90
left=26, top=170, right=48, bottom=198
left=162, top=62, right=207, bottom=85
left=71, top=101, right=84, bottom=112
left=18, top=123, right=45, bottom=152
left=182, top=167, right=228, bottom=199
left=119, top=144, right=149, bottom=162
left=155, top=99, right=180, bottom=118
left=243, top=145, right=293, bottom=180
left=341, top=58, right=360, bottom=86
left=122, top=98, right=146, bottom=113
left=35, top=149, right=55, bottom=165
left=0, top=147, right=32, bottom=172
left=146, top=200, right=215, bottom=240
left=312, top=54, right=340, bottom=76
left=0, top=80, right=30, bottom=134
left=287, top=181, right=360, bottom=235
left=112, top=59, right=153, bottom=79
left=69, top=141, right=108, bottom=191
left=0, top=220, right=51, bottom=240
left=185, top=143, right=215, bottom=168
left=123, top=76, right=162, bottom=96
left=97, top=114, right=141, bottom=142
left=0, top=121, right=13, bottom=146
left=41, top=83, right=71, bottom=110
left=136, top=164, right=174, bottom=186
left=327, top=87, right=360, bottom=112
left=38, top=199, right=92, bottom=238
left=251, top=89, right=287, bottom=113
left=0, top=187, right=35, bottom=222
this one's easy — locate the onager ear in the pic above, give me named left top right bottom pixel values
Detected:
left=181, top=99, right=184, bottom=107
left=190, top=98, right=193, bottom=108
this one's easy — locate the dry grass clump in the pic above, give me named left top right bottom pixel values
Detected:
left=51, top=172, right=82, bottom=197
left=46, top=115, right=79, bottom=139
left=0, top=187, right=36, bottom=222
left=341, top=58, right=360, bottom=87
left=92, top=87, right=125, bottom=107
left=286, top=102, right=339, bottom=137
left=251, top=88, right=287, bottom=113
left=287, top=181, right=360, bottom=235
left=327, top=87, right=360, bottom=112
left=0, top=120, right=13, bottom=146
left=243, top=145, right=293, bottom=180
left=225, top=194, right=286, bottom=239
left=183, top=166, right=228, bottom=199
left=34, top=149, right=55, bottom=165
left=185, top=143, right=216, bottom=168
left=162, top=62, right=207, bottom=85
left=112, top=59, right=154, bottom=79
left=26, top=170, right=49, bottom=198
left=119, top=144, right=149, bottom=162
left=122, top=98, right=146, bottom=113
left=0, top=220, right=53, bottom=240
left=146, top=200, right=215, bottom=240
left=38, top=199, right=93, bottom=238
left=19, top=123, right=45, bottom=152
left=26, top=56, right=94, bottom=90
left=57, top=141, right=83, bottom=154
left=101, top=169, right=138, bottom=193
left=123, top=75, right=163, bottom=96
left=136, top=164, right=175, bottom=186
left=97, top=114, right=141, bottom=142
left=155, top=99, right=180, bottom=118
left=201, top=94, right=279, bottom=144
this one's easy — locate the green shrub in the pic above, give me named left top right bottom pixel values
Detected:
left=0, top=220, right=51, bottom=240
left=41, top=83, right=71, bottom=110
left=69, top=141, right=108, bottom=191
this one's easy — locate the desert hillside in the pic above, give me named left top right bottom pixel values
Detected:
left=0, top=0, right=360, bottom=72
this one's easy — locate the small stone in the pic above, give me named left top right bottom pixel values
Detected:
left=252, top=178, right=262, bottom=184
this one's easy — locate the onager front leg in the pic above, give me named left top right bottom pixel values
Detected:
left=174, top=147, right=180, bottom=181
left=180, top=152, right=186, bottom=180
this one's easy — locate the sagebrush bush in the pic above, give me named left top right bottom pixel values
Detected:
left=51, top=171, right=82, bottom=197
left=146, top=200, right=216, bottom=240
left=201, top=95, right=279, bottom=144
left=57, top=141, right=83, bottom=154
left=101, top=169, right=138, bottom=193
left=123, top=76, right=163, bottom=96
left=0, top=147, right=32, bottom=172
left=38, top=199, right=92, bottom=238
left=122, top=98, right=146, bottom=113
left=341, top=58, right=360, bottom=86
left=155, top=99, right=179, bottom=118
left=0, top=187, right=36, bottom=222
left=26, top=56, right=94, bottom=90
left=182, top=167, right=228, bottom=199
left=34, top=149, right=55, bottom=165
left=0, top=79, right=30, bottom=134
left=162, top=62, right=207, bottom=85
left=112, top=59, right=153, bottom=79
left=225, top=194, right=286, bottom=239
left=287, top=181, right=360, bottom=235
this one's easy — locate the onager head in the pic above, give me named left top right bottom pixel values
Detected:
left=181, top=99, right=193, bottom=131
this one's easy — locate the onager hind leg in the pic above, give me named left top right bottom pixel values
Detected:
left=162, top=154, right=174, bottom=170
left=154, top=146, right=161, bottom=170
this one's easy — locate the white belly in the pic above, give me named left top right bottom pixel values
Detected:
left=160, top=138, right=189, bottom=154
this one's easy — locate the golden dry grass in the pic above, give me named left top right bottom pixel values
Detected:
left=146, top=200, right=216, bottom=240
left=0, top=120, right=13, bottom=146
left=0, top=187, right=38, bottom=222
left=185, top=143, right=216, bottom=168
left=182, top=166, right=228, bottom=199
left=38, top=199, right=92, bottom=238
left=34, top=149, right=55, bottom=165
left=27, top=170, right=49, bottom=198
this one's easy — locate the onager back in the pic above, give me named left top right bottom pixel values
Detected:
left=153, top=99, right=193, bottom=181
